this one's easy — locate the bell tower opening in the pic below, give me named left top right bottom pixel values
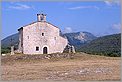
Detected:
left=37, top=13, right=46, bottom=22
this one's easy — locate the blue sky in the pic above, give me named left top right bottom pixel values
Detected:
left=2, top=1, right=121, bottom=39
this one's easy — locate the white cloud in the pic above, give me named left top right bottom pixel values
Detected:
left=104, top=1, right=112, bottom=6
left=104, top=0, right=120, bottom=6
left=63, top=27, right=73, bottom=33
left=9, top=3, right=33, bottom=10
left=112, top=23, right=121, bottom=30
left=68, top=6, right=100, bottom=10
left=104, top=23, right=121, bottom=35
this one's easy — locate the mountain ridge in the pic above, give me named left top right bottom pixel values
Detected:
left=63, top=31, right=97, bottom=46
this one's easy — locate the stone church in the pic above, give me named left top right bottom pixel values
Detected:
left=18, top=13, right=68, bottom=54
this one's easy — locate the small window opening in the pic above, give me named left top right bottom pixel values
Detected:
left=27, top=36, right=29, bottom=39
left=41, top=17, right=43, bottom=21
left=54, top=37, right=56, bottom=40
left=36, top=47, right=39, bottom=51
left=42, top=33, right=44, bottom=36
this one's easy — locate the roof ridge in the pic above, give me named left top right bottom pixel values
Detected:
left=18, top=21, right=59, bottom=31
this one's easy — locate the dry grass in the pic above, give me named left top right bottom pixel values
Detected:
left=1, top=52, right=121, bottom=81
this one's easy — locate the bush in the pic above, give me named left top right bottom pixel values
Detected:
left=1, top=47, right=11, bottom=54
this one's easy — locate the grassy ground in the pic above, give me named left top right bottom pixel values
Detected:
left=1, top=52, right=121, bottom=81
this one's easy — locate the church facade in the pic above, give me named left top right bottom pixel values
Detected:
left=18, top=14, right=68, bottom=54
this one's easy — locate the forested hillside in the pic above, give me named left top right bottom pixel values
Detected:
left=77, top=33, right=121, bottom=57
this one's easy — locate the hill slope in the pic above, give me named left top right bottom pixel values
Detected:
left=1, top=33, right=19, bottom=53
left=1, top=33, right=19, bottom=49
left=77, top=33, right=121, bottom=57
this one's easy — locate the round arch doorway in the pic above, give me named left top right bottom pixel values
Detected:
left=43, top=47, right=48, bottom=54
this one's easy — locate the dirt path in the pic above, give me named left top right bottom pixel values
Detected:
left=1, top=53, right=121, bottom=81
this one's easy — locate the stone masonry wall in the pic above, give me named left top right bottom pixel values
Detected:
left=19, top=21, right=68, bottom=54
